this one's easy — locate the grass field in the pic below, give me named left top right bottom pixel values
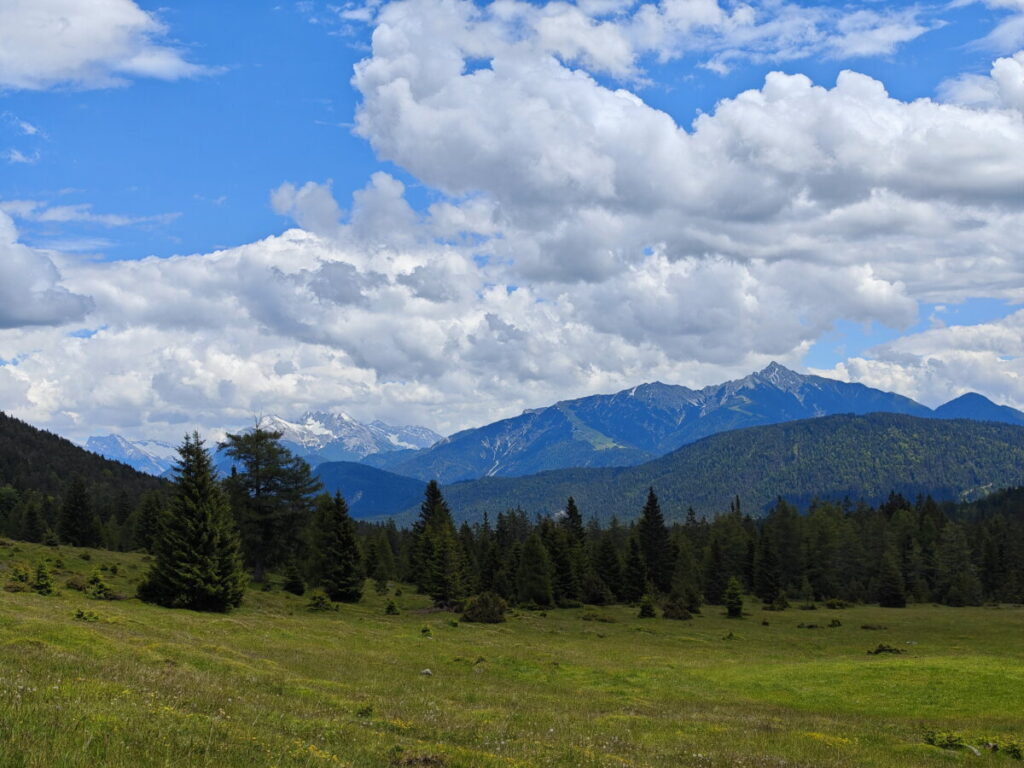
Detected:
left=1, top=540, right=1022, bottom=767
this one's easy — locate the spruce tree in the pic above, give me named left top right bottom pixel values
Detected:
left=133, top=492, right=166, bottom=553
left=138, top=433, right=247, bottom=612
left=561, top=497, right=586, bottom=547
left=702, top=537, right=728, bottom=605
left=58, top=477, right=101, bottom=548
left=724, top=576, right=744, bottom=618
left=668, top=537, right=702, bottom=614
left=594, top=535, right=623, bottom=600
left=637, top=488, right=673, bottom=593
left=316, top=493, right=363, bottom=603
left=621, top=537, right=647, bottom=603
left=409, top=482, right=467, bottom=606
left=515, top=532, right=554, bottom=607
left=935, top=523, right=983, bottom=606
left=876, top=546, right=907, bottom=608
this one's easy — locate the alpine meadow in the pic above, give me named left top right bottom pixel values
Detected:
left=2, top=0, right=1024, bottom=767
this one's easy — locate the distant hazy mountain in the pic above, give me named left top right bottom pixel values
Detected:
left=315, top=461, right=425, bottom=519
left=416, top=413, right=1024, bottom=524
left=85, top=435, right=178, bottom=476
left=258, top=411, right=441, bottom=465
left=88, top=411, right=442, bottom=476
left=933, top=393, right=1024, bottom=425
left=365, top=362, right=945, bottom=483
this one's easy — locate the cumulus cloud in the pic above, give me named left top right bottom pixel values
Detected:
left=0, top=212, right=94, bottom=329
left=3, top=0, right=1023, bottom=443
left=939, top=50, right=1024, bottom=112
left=814, top=310, right=1024, bottom=410
left=0, top=0, right=213, bottom=90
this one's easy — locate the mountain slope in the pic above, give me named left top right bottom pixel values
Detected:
left=314, top=461, right=425, bottom=519
left=368, top=362, right=936, bottom=483
left=407, top=413, right=1024, bottom=524
left=933, top=393, right=1024, bottom=426
left=0, top=411, right=167, bottom=514
left=86, top=435, right=178, bottom=476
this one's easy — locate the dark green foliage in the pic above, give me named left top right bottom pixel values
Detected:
left=593, top=536, right=623, bottom=600
left=461, top=591, right=508, bottom=623
left=636, top=488, right=673, bottom=592
left=32, top=563, right=54, bottom=596
left=133, top=492, right=165, bottom=553
left=58, top=477, right=101, bottom=548
left=385, top=599, right=399, bottom=615
left=637, top=594, right=656, bottom=618
left=621, top=538, right=646, bottom=603
left=935, top=523, right=983, bottom=606
left=87, top=572, right=116, bottom=600
left=516, top=532, right=554, bottom=607
left=221, top=426, right=321, bottom=581
left=282, top=559, right=306, bottom=596
left=876, top=547, right=907, bottom=608
left=306, top=591, right=335, bottom=611
left=409, top=482, right=467, bottom=606
left=315, top=494, right=363, bottom=603
left=137, top=433, right=247, bottom=612
left=661, top=593, right=692, bottom=620
left=724, top=576, right=743, bottom=618
left=668, top=537, right=702, bottom=614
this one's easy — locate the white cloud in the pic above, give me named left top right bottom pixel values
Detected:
left=0, top=0, right=214, bottom=91
left=939, top=50, right=1024, bottom=112
left=0, top=212, right=94, bottom=329
left=0, top=200, right=179, bottom=227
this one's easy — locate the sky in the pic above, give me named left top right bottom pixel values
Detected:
left=0, top=0, right=1023, bottom=444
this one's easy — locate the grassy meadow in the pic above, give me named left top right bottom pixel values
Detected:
left=0, top=540, right=1022, bottom=768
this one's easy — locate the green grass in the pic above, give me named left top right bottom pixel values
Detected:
left=1, top=540, right=1022, bottom=768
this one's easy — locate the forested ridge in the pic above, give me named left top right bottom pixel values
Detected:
left=432, top=413, right=1024, bottom=523
left=3, top=414, right=1024, bottom=616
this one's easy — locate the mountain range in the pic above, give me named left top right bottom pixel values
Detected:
left=318, top=413, right=1024, bottom=523
left=87, top=412, right=443, bottom=476
left=362, top=363, right=1024, bottom=484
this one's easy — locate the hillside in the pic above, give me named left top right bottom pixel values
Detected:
left=413, top=413, right=1024, bottom=524
left=315, top=461, right=426, bottom=519
left=0, top=411, right=167, bottom=516
left=366, top=362, right=1021, bottom=484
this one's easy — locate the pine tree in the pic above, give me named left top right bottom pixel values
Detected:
left=316, top=493, right=363, bottom=603
left=621, top=538, right=647, bottom=603
left=516, top=532, right=553, bottom=607
left=703, top=537, right=728, bottom=605
left=753, top=533, right=781, bottom=604
left=133, top=492, right=166, bottom=553
left=876, top=546, right=907, bottom=608
left=935, top=523, right=983, bottom=606
left=724, top=576, right=744, bottom=618
left=636, top=488, right=673, bottom=593
left=20, top=497, right=45, bottom=544
left=58, top=477, right=101, bottom=548
left=561, top=497, right=586, bottom=547
left=594, top=535, right=623, bottom=600
left=138, top=433, right=247, bottom=612
left=668, top=537, right=702, bottom=614
left=409, top=482, right=467, bottom=606
left=32, top=563, right=54, bottom=596
left=221, top=425, right=321, bottom=581
left=283, top=558, right=306, bottom=596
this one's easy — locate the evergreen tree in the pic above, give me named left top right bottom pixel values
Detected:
left=668, top=537, right=702, bottom=614
left=594, top=535, right=623, bottom=600
left=138, top=433, right=247, bottom=612
left=20, top=496, right=45, bottom=544
left=876, top=546, right=907, bottom=608
left=753, top=533, right=781, bottom=604
left=724, top=576, right=744, bottom=618
left=636, top=488, right=673, bottom=593
left=516, top=532, right=554, bottom=607
left=133, top=492, right=166, bottom=553
left=561, top=496, right=586, bottom=547
left=409, top=481, right=468, bottom=605
left=935, top=523, right=983, bottom=606
left=283, top=558, right=306, bottom=596
left=58, top=477, right=101, bottom=548
left=315, top=493, right=363, bottom=603
left=621, top=537, right=647, bottom=603
left=221, top=425, right=321, bottom=581
left=702, top=537, right=728, bottom=605
left=32, top=562, right=54, bottom=596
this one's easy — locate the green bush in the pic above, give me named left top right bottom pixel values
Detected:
left=461, top=592, right=508, bottom=623
left=637, top=595, right=656, bottom=619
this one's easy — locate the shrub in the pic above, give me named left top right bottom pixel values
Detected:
left=87, top=572, right=116, bottom=600
left=64, top=573, right=88, bottom=592
left=32, top=563, right=55, bottom=596
left=924, top=731, right=965, bottom=750
left=724, top=577, right=744, bottom=618
left=661, top=595, right=693, bottom=620
left=282, top=563, right=305, bottom=596
left=828, top=619, right=842, bottom=628
left=461, top=592, right=508, bottom=623
left=306, top=591, right=336, bottom=612
left=867, top=643, right=904, bottom=655
left=825, top=598, right=849, bottom=609
left=73, top=609, right=99, bottom=622
left=385, top=600, right=399, bottom=615
left=637, top=594, right=657, bottom=619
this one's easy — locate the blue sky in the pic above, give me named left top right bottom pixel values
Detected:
left=1, top=0, right=1023, bottom=440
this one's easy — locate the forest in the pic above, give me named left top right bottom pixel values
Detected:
left=3, top=415, right=1022, bottom=615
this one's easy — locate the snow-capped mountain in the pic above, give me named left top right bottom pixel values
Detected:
left=85, top=435, right=178, bottom=476
left=257, top=410, right=441, bottom=465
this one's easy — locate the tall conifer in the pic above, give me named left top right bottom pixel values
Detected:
left=138, top=433, right=246, bottom=612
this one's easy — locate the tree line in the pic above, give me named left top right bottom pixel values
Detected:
left=3, top=425, right=1023, bottom=613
